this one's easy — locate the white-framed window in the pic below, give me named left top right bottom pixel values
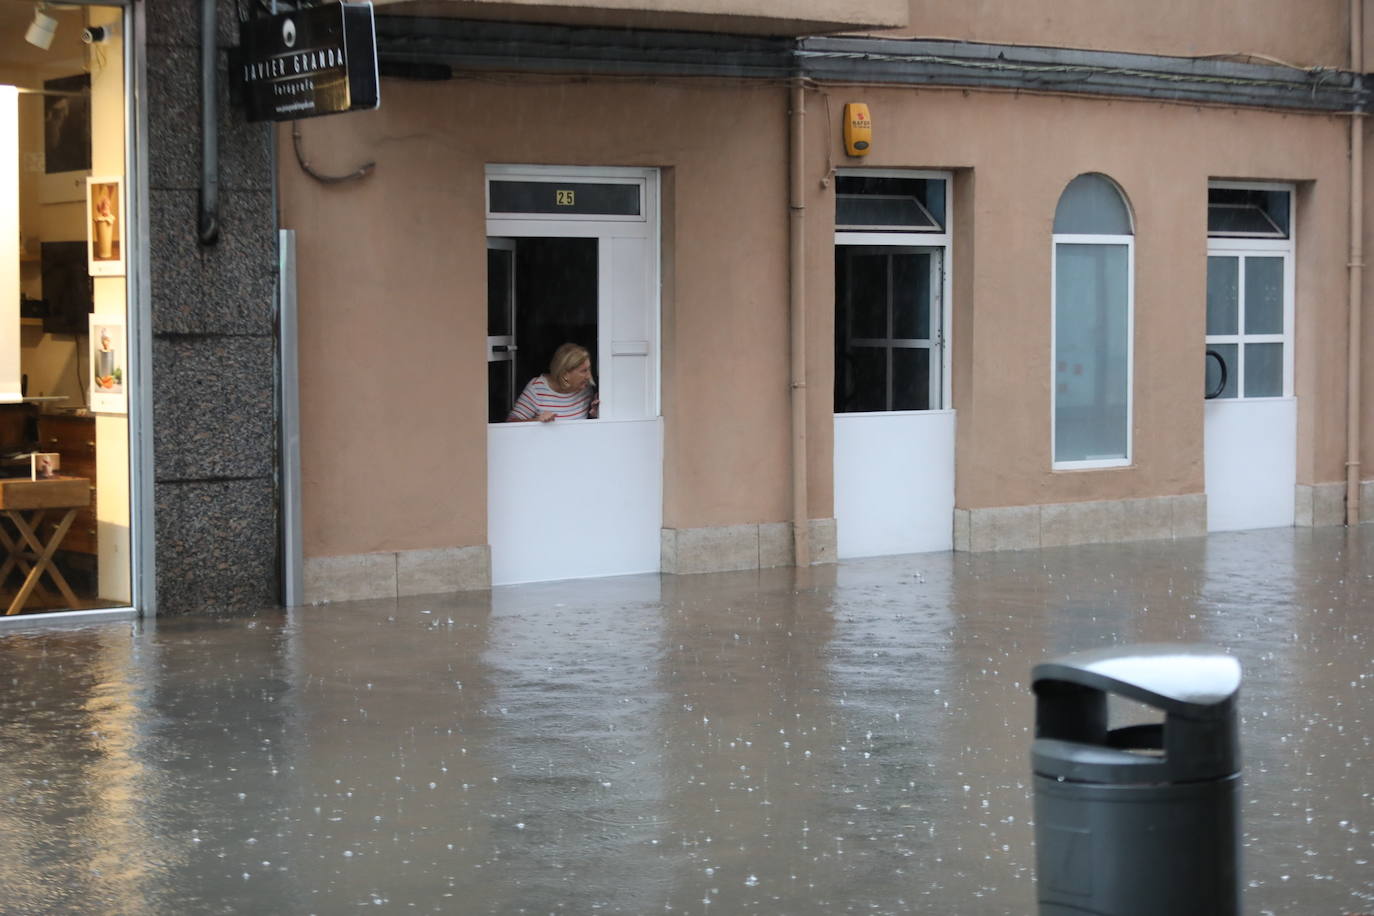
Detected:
left=485, top=165, right=660, bottom=422
left=1205, top=182, right=1294, bottom=400
left=834, top=169, right=952, bottom=413
left=1052, top=173, right=1135, bottom=469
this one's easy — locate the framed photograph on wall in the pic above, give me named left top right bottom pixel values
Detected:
left=89, top=314, right=127, bottom=415
left=40, top=74, right=90, bottom=204
left=86, top=176, right=125, bottom=277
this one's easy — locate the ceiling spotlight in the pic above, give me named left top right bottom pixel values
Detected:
left=25, top=5, right=58, bottom=51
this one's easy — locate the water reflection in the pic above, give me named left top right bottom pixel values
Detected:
left=0, top=528, right=1371, bottom=914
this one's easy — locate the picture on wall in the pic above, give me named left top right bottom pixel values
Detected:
left=43, top=74, right=91, bottom=175
left=89, top=314, right=127, bottom=415
left=86, top=176, right=124, bottom=276
left=41, top=74, right=91, bottom=204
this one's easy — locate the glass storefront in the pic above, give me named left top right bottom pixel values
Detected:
left=2, top=3, right=132, bottom=618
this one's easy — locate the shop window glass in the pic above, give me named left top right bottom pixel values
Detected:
left=3, top=4, right=133, bottom=615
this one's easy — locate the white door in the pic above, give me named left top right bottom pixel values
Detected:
left=833, top=244, right=955, bottom=557
left=485, top=167, right=662, bottom=585
left=1203, top=247, right=1295, bottom=531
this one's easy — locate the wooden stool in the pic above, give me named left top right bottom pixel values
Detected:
left=0, top=477, right=91, bottom=615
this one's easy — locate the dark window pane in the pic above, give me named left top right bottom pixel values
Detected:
left=836, top=195, right=939, bottom=231
left=1244, top=257, right=1284, bottom=334
left=892, top=347, right=930, bottom=410
left=840, top=346, right=887, bottom=412
left=1206, top=257, right=1238, bottom=336
left=847, top=254, right=889, bottom=339
left=835, top=175, right=945, bottom=230
left=488, top=248, right=513, bottom=334
left=1244, top=342, right=1283, bottom=397
left=1208, top=187, right=1289, bottom=237
left=1208, top=204, right=1283, bottom=236
left=892, top=253, right=931, bottom=340
left=489, top=360, right=513, bottom=422
left=1206, top=343, right=1238, bottom=399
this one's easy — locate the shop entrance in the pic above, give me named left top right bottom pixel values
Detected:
left=485, top=166, right=661, bottom=585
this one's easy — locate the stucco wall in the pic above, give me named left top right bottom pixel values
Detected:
left=280, top=79, right=794, bottom=559
left=283, top=67, right=1355, bottom=562
left=890, top=0, right=1353, bottom=68
left=810, top=88, right=1350, bottom=510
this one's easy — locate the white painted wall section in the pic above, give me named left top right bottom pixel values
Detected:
left=1204, top=397, right=1296, bottom=531
left=488, top=418, right=663, bottom=585
left=835, top=410, right=955, bottom=558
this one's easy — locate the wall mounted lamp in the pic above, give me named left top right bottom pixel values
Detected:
left=25, top=4, right=59, bottom=51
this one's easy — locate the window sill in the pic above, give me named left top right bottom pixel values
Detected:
left=1052, top=459, right=1132, bottom=472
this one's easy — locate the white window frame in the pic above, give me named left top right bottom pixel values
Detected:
left=1206, top=181, right=1295, bottom=400
left=834, top=169, right=953, bottom=411
left=485, top=165, right=661, bottom=421
left=486, top=164, right=647, bottom=224
left=1051, top=232, right=1136, bottom=470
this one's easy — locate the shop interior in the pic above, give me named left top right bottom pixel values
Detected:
left=2, top=2, right=129, bottom=616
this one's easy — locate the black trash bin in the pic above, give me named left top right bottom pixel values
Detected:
left=1031, top=644, right=1242, bottom=916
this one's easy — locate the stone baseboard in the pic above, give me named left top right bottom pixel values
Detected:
left=1295, top=483, right=1347, bottom=527
left=1362, top=480, right=1374, bottom=524
left=661, top=519, right=838, bottom=575
left=303, top=545, right=491, bottom=604
left=953, top=494, right=1206, bottom=552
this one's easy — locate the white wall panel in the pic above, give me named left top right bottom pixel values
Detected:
left=835, top=410, right=955, bottom=557
left=1204, top=397, right=1296, bottom=531
left=488, top=418, right=663, bottom=585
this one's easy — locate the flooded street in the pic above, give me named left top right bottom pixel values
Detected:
left=2, top=527, right=1372, bottom=915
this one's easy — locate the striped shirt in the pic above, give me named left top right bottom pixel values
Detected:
left=507, top=375, right=595, bottom=421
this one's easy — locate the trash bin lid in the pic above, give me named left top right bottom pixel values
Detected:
left=1032, top=643, right=1241, bottom=782
left=1033, top=644, right=1240, bottom=714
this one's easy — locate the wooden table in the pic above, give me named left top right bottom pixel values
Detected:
left=0, top=476, right=91, bottom=615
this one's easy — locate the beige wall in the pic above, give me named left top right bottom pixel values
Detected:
left=284, top=65, right=1357, bottom=560
left=281, top=79, right=795, bottom=558
left=890, top=0, right=1353, bottom=68
left=811, top=88, right=1350, bottom=509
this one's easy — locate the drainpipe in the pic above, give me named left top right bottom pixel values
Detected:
left=1348, top=0, right=1364, bottom=524
left=789, top=82, right=811, bottom=566
left=199, top=0, right=219, bottom=245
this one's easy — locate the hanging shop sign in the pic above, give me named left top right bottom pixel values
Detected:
left=236, top=2, right=379, bottom=123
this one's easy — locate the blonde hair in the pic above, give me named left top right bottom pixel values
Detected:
left=546, top=343, right=591, bottom=393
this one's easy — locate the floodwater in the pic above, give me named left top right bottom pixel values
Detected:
left=1, top=527, right=1371, bottom=915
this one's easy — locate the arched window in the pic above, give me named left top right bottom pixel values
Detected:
left=1052, top=174, right=1134, bottom=467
